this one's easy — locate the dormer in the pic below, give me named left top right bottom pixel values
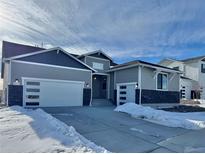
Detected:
left=78, top=50, right=117, bottom=72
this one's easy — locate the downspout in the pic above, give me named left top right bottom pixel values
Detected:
left=138, top=65, right=142, bottom=105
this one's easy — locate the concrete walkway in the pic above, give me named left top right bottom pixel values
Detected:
left=44, top=106, right=204, bottom=153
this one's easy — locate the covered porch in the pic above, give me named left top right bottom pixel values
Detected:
left=92, top=73, right=112, bottom=106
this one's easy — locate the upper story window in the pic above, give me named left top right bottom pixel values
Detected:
left=201, top=63, right=205, bottom=73
left=92, top=62, right=104, bottom=70
left=173, top=66, right=180, bottom=70
left=157, top=73, right=168, bottom=90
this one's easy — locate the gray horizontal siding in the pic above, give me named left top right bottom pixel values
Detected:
left=141, top=67, right=156, bottom=90
left=115, top=67, right=138, bottom=87
left=168, top=73, right=180, bottom=91
left=17, top=50, right=89, bottom=70
left=11, top=61, right=92, bottom=87
left=141, top=66, right=180, bottom=91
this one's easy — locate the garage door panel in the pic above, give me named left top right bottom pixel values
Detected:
left=23, top=78, right=84, bottom=107
left=117, top=83, right=136, bottom=105
left=39, top=81, right=83, bottom=107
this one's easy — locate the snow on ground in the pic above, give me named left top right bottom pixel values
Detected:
left=115, top=103, right=205, bottom=130
left=198, top=99, right=205, bottom=108
left=0, top=106, right=108, bottom=153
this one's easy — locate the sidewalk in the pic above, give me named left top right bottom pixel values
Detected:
left=158, top=128, right=205, bottom=152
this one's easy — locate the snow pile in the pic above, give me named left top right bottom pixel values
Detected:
left=198, top=99, right=205, bottom=108
left=115, top=103, right=205, bottom=130
left=0, top=106, right=108, bottom=153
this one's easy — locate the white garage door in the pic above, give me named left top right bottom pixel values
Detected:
left=117, top=82, right=137, bottom=106
left=23, top=78, right=84, bottom=107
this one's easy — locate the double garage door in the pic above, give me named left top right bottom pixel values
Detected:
left=117, top=82, right=137, bottom=105
left=23, top=78, right=84, bottom=107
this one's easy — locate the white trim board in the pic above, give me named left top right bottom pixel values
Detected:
left=107, top=74, right=110, bottom=99
left=138, top=65, right=142, bottom=105
left=11, top=60, right=92, bottom=72
left=92, top=72, right=109, bottom=76
left=4, top=47, right=96, bottom=72
left=116, top=82, right=138, bottom=86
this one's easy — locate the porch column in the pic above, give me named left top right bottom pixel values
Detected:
left=138, top=65, right=142, bottom=105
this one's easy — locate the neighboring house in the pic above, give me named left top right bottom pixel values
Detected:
left=1, top=41, right=181, bottom=107
left=159, top=56, right=205, bottom=100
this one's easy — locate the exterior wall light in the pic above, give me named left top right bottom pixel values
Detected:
left=13, top=79, right=20, bottom=85
left=85, top=83, right=89, bottom=88
left=135, top=83, right=138, bottom=89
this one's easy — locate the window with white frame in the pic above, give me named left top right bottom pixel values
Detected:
left=92, top=62, right=104, bottom=70
left=201, top=63, right=205, bottom=73
left=157, top=73, right=168, bottom=90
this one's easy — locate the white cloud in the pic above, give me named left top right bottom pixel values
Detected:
left=0, top=0, right=205, bottom=62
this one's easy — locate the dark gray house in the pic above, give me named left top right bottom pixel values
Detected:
left=1, top=41, right=181, bottom=107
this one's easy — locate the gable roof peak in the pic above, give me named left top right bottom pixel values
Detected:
left=78, top=49, right=113, bottom=61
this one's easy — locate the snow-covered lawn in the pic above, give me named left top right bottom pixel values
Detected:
left=0, top=106, right=108, bottom=153
left=198, top=99, right=205, bottom=108
left=115, top=103, right=205, bottom=130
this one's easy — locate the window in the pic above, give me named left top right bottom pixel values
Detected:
left=26, top=102, right=39, bottom=106
left=120, top=91, right=126, bottom=94
left=120, top=97, right=126, bottom=100
left=92, top=62, right=104, bottom=70
left=26, top=81, right=40, bottom=86
left=26, top=95, right=40, bottom=99
left=120, top=85, right=126, bottom=89
left=26, top=88, right=40, bottom=92
left=157, top=73, right=168, bottom=90
left=201, top=63, right=205, bottom=73
left=173, top=66, right=179, bottom=70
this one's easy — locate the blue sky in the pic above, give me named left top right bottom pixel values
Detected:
left=0, top=0, right=205, bottom=64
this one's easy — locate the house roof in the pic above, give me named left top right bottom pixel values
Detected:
left=78, top=50, right=114, bottom=61
left=158, top=58, right=182, bottom=65
left=107, top=60, right=182, bottom=73
left=4, top=47, right=96, bottom=72
left=159, top=55, right=205, bottom=65
left=180, top=76, right=193, bottom=80
left=1, top=41, right=45, bottom=78
left=181, top=55, right=205, bottom=62
left=70, top=53, right=79, bottom=57
left=2, top=41, right=45, bottom=59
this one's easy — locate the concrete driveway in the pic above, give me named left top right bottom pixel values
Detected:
left=43, top=106, right=198, bottom=153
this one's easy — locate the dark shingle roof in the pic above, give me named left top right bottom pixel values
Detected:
left=1, top=41, right=45, bottom=78
left=180, top=76, right=193, bottom=80
left=181, top=55, right=205, bottom=62
left=70, top=53, right=79, bottom=57
left=2, top=41, right=45, bottom=59
left=110, top=60, right=181, bottom=72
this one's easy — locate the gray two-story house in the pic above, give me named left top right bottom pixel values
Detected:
left=159, top=56, right=205, bottom=100
left=2, top=41, right=181, bottom=107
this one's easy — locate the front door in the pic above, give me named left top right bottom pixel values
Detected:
left=92, top=75, right=107, bottom=99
